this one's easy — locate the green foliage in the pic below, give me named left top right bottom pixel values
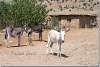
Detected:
left=0, top=1, right=11, bottom=28
left=51, top=16, right=59, bottom=31
left=0, top=0, right=48, bottom=28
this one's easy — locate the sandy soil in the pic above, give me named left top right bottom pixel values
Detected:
left=0, top=28, right=99, bottom=66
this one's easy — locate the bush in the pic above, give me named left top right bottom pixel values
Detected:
left=51, top=16, right=60, bottom=31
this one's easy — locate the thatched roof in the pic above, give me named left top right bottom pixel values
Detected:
left=48, top=9, right=97, bottom=16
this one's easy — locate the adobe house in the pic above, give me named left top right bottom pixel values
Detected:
left=47, top=9, right=98, bottom=29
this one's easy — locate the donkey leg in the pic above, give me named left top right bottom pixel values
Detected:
left=46, top=41, right=50, bottom=54
left=5, top=39, right=10, bottom=48
left=5, top=34, right=10, bottom=48
left=39, top=32, right=42, bottom=41
left=46, top=42, right=53, bottom=54
left=49, top=42, right=53, bottom=54
left=59, top=44, right=62, bottom=57
left=46, top=41, right=53, bottom=54
left=57, top=43, right=61, bottom=57
left=18, top=34, right=21, bottom=47
left=28, top=33, right=33, bottom=46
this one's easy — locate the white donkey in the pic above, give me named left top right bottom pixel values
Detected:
left=46, top=29, right=65, bottom=57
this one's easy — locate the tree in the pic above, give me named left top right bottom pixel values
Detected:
left=0, top=0, right=49, bottom=28
left=0, top=1, right=11, bottom=29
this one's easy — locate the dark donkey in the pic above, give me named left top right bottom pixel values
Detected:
left=4, top=26, right=25, bottom=48
left=25, top=22, right=45, bottom=46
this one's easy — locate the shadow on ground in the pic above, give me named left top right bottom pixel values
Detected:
left=50, top=53, right=69, bottom=58
left=32, top=40, right=47, bottom=42
left=0, top=44, right=2, bottom=46
left=10, top=45, right=27, bottom=47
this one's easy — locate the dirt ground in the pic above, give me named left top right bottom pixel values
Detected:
left=0, top=28, right=99, bottom=66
